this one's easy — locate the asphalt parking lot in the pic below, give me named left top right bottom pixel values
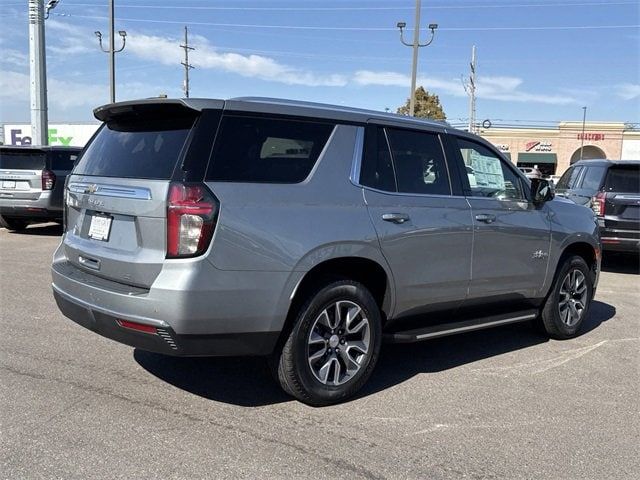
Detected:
left=1, top=223, right=639, bottom=480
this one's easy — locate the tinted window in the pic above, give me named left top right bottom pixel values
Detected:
left=360, top=127, right=396, bottom=192
left=386, top=128, right=450, bottom=195
left=0, top=151, right=46, bottom=170
left=207, top=116, right=335, bottom=183
left=558, top=166, right=583, bottom=190
left=604, top=166, right=640, bottom=193
left=50, top=151, right=78, bottom=171
left=455, top=137, right=525, bottom=200
left=578, top=166, right=605, bottom=191
left=74, top=117, right=195, bottom=179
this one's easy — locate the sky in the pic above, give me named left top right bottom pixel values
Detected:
left=0, top=0, right=638, bottom=127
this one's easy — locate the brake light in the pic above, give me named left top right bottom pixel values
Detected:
left=42, top=169, right=55, bottom=190
left=166, top=182, right=218, bottom=258
left=591, top=191, right=605, bottom=217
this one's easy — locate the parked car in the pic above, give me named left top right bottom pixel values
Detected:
left=518, top=165, right=543, bottom=179
left=52, top=98, right=601, bottom=405
left=556, top=159, right=640, bottom=253
left=0, top=145, right=81, bottom=231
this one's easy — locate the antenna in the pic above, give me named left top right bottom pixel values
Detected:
left=180, top=26, right=195, bottom=98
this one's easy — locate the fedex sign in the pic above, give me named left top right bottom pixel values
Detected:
left=3, top=124, right=99, bottom=147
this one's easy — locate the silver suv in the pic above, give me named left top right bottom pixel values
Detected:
left=52, top=98, right=600, bottom=405
left=1, top=145, right=81, bottom=230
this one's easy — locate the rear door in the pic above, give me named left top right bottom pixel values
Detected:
left=361, top=125, right=473, bottom=318
left=448, top=135, right=551, bottom=301
left=63, top=103, right=216, bottom=288
left=602, top=164, right=640, bottom=233
left=0, top=149, right=46, bottom=202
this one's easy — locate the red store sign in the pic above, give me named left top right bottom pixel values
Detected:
left=577, top=133, right=605, bottom=141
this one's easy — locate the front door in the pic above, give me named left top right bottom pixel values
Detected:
left=449, top=135, right=552, bottom=301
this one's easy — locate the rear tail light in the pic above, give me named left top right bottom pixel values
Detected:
left=591, top=191, right=605, bottom=217
left=42, top=169, right=55, bottom=190
left=166, top=182, right=218, bottom=258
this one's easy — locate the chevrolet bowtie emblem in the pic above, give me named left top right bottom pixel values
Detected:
left=84, top=184, right=98, bottom=194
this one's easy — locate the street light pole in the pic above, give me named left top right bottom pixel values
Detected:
left=397, top=0, right=437, bottom=116
left=29, top=0, right=48, bottom=146
left=95, top=0, right=126, bottom=103
left=579, top=106, right=587, bottom=161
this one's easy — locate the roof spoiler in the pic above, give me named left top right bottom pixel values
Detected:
left=93, top=98, right=224, bottom=122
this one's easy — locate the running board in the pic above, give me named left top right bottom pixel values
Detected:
left=384, top=310, right=538, bottom=343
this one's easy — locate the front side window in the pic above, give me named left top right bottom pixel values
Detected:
left=207, top=116, right=335, bottom=183
left=385, top=128, right=450, bottom=195
left=455, top=137, right=525, bottom=200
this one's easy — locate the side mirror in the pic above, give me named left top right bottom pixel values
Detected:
left=531, top=178, right=554, bottom=204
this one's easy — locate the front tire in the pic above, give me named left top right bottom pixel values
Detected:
left=276, top=279, right=382, bottom=406
left=540, top=255, right=594, bottom=339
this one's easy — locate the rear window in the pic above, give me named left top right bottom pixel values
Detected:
left=206, top=115, right=335, bottom=183
left=0, top=151, right=46, bottom=170
left=73, top=117, right=195, bottom=179
left=604, top=166, right=640, bottom=193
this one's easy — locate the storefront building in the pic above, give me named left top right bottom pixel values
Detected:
left=480, top=121, right=640, bottom=178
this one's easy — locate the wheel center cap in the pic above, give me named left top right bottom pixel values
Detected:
left=329, top=334, right=340, bottom=348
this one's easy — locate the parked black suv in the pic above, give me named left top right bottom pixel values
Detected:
left=0, top=146, right=81, bottom=231
left=556, top=159, right=640, bottom=253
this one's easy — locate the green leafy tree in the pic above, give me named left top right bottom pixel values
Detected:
left=397, top=87, right=447, bottom=120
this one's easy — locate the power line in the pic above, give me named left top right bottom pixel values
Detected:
left=50, top=13, right=640, bottom=32
left=180, top=25, right=194, bottom=98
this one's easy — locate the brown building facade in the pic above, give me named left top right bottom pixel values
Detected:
left=480, top=122, right=640, bottom=178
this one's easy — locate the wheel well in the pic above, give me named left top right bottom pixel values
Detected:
left=275, top=257, right=390, bottom=353
left=560, top=242, right=598, bottom=277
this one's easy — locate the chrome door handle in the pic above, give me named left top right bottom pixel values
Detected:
left=474, top=213, right=496, bottom=224
left=382, top=213, right=410, bottom=224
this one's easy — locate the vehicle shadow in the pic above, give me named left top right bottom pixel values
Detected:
left=134, top=300, right=615, bottom=407
left=601, top=252, right=639, bottom=275
left=3, top=222, right=63, bottom=237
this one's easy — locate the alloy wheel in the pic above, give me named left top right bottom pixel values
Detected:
left=558, top=268, right=588, bottom=327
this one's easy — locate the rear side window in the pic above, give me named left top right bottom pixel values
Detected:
left=206, top=116, right=335, bottom=183
left=74, top=116, right=195, bottom=179
left=0, top=151, right=46, bottom=170
left=50, top=152, right=78, bottom=171
left=360, top=127, right=396, bottom=192
left=604, top=166, right=640, bottom=193
left=578, top=166, right=605, bottom=191
left=386, top=128, right=450, bottom=195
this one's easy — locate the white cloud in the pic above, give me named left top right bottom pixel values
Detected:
left=616, top=83, right=640, bottom=100
left=0, top=48, right=28, bottom=69
left=0, top=70, right=176, bottom=113
left=353, top=69, right=577, bottom=105
left=127, top=33, right=348, bottom=87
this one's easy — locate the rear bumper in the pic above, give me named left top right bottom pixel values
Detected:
left=53, top=288, right=278, bottom=356
left=600, top=227, right=640, bottom=253
left=0, top=192, right=61, bottom=219
left=51, top=252, right=294, bottom=356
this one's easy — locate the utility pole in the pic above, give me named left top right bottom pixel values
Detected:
left=579, top=106, right=587, bottom=161
left=95, top=0, right=126, bottom=103
left=29, top=0, right=48, bottom=146
left=396, top=0, right=438, bottom=117
left=468, top=45, right=477, bottom=134
left=180, top=26, right=195, bottom=98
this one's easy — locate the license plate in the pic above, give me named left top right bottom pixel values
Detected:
left=1, top=180, right=16, bottom=189
left=88, top=215, right=112, bottom=241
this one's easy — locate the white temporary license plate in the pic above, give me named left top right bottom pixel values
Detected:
left=1, top=180, right=16, bottom=189
left=88, top=214, right=112, bottom=241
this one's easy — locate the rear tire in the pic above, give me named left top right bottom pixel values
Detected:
left=540, top=255, right=593, bottom=339
left=0, top=216, right=29, bottom=232
left=275, top=279, right=382, bottom=406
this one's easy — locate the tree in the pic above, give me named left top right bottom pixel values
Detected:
left=397, top=87, right=447, bottom=120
